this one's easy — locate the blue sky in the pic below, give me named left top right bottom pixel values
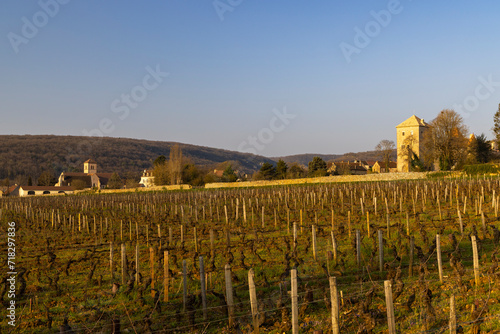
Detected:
left=1, top=0, right=500, bottom=157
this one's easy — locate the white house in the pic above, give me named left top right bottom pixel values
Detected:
left=19, top=186, right=74, bottom=197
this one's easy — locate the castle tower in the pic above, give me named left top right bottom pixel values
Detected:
left=396, top=115, right=429, bottom=172
left=83, top=159, right=97, bottom=174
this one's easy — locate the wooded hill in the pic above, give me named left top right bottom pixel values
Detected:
left=0, top=135, right=275, bottom=181
left=273, top=149, right=397, bottom=166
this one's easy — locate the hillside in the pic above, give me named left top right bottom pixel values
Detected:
left=0, top=135, right=275, bottom=181
left=274, top=149, right=397, bottom=166
left=271, top=154, right=341, bottom=166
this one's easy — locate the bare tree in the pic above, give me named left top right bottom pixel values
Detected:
left=168, top=144, right=183, bottom=185
left=421, top=109, right=468, bottom=170
left=375, top=140, right=395, bottom=173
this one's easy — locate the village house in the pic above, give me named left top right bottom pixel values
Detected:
left=327, top=161, right=368, bottom=175
left=139, top=170, right=155, bottom=187
left=1, top=185, right=20, bottom=197
left=372, top=161, right=398, bottom=173
left=56, top=159, right=113, bottom=189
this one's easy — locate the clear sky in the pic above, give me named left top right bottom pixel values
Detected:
left=2, top=0, right=500, bottom=157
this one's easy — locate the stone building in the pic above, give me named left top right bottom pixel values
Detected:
left=396, top=115, right=429, bottom=172
left=139, top=170, right=155, bottom=187
left=56, top=159, right=113, bottom=189
left=372, top=161, right=398, bottom=173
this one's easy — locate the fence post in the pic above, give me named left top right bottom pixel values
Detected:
left=248, top=268, right=259, bottom=334
left=384, top=280, right=396, bottom=334
left=225, top=264, right=235, bottom=327
left=291, top=269, right=299, bottom=334
left=329, top=276, right=339, bottom=334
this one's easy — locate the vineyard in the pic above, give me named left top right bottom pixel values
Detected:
left=2, top=176, right=500, bottom=333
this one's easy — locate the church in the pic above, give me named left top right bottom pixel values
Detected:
left=56, top=159, right=114, bottom=189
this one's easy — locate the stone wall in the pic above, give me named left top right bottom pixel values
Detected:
left=205, top=172, right=428, bottom=189
left=77, top=184, right=192, bottom=194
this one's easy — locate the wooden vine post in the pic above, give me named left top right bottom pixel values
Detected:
left=164, top=251, right=169, bottom=302
left=384, top=280, right=396, bottom=334
left=449, top=295, right=457, bottom=334
left=471, top=235, right=480, bottom=286
left=248, top=268, right=259, bottom=334
left=329, top=276, right=340, bottom=334
left=436, top=234, right=443, bottom=283
left=291, top=269, right=299, bottom=334
left=378, top=230, right=384, bottom=272
left=199, top=256, right=207, bottom=320
left=225, top=264, right=235, bottom=327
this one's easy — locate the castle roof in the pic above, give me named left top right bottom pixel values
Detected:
left=84, top=159, right=97, bottom=164
left=396, top=115, right=429, bottom=128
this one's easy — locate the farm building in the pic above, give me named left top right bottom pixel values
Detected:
left=18, top=186, right=74, bottom=197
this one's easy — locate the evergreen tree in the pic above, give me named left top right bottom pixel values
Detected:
left=308, top=157, right=327, bottom=177
left=474, top=133, right=492, bottom=163
left=222, top=165, right=238, bottom=182
left=276, top=159, right=288, bottom=179
left=258, top=162, right=277, bottom=180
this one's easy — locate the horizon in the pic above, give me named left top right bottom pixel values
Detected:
left=2, top=1, right=500, bottom=157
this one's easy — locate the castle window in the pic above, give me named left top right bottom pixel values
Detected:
left=411, top=131, right=413, bottom=135
left=402, top=131, right=405, bottom=136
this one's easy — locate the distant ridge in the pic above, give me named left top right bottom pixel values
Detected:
left=272, top=150, right=396, bottom=166
left=272, top=154, right=341, bottom=166
left=0, top=135, right=275, bottom=180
